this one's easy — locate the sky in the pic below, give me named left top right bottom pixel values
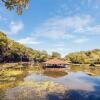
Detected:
left=0, top=0, right=100, bottom=57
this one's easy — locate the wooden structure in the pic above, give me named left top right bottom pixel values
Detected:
left=43, top=58, right=68, bottom=72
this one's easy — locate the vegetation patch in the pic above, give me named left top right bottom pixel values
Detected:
left=18, top=81, right=66, bottom=97
left=0, top=69, right=24, bottom=82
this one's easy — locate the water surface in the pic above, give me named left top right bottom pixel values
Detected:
left=0, top=65, right=100, bottom=100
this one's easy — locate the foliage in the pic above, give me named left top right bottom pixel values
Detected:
left=0, top=31, right=99, bottom=65
left=0, top=31, right=49, bottom=63
left=51, top=52, right=61, bottom=58
left=0, top=0, right=29, bottom=15
left=65, top=49, right=100, bottom=64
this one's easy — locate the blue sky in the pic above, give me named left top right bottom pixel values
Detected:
left=0, top=0, right=100, bottom=56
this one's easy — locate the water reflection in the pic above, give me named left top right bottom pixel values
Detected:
left=24, top=72, right=95, bottom=91
left=69, top=65, right=100, bottom=76
left=0, top=65, right=100, bottom=100
left=43, top=71, right=68, bottom=78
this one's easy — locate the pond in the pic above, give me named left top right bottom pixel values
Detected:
left=0, top=65, right=100, bottom=100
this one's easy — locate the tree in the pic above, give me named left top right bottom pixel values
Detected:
left=51, top=52, right=61, bottom=58
left=39, top=50, right=49, bottom=62
left=0, top=0, right=29, bottom=15
left=0, top=32, right=8, bottom=62
left=0, top=31, right=50, bottom=63
left=65, top=49, right=100, bottom=64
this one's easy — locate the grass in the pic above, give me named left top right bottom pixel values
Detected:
left=2, top=70, right=23, bottom=76
left=0, top=69, right=24, bottom=77
left=0, top=65, right=43, bottom=82
left=0, top=65, right=43, bottom=90
left=0, top=69, right=24, bottom=82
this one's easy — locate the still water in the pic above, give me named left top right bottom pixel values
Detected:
left=0, top=65, right=100, bottom=100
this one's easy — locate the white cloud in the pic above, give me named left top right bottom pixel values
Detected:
left=73, top=37, right=89, bottom=44
left=0, top=21, right=24, bottom=35
left=33, top=15, right=92, bottom=39
left=9, top=21, right=24, bottom=34
left=76, top=24, right=100, bottom=35
left=85, top=25, right=100, bottom=35
left=17, top=37, right=41, bottom=45
left=73, top=15, right=92, bottom=32
left=33, top=13, right=100, bottom=39
left=54, top=44, right=65, bottom=48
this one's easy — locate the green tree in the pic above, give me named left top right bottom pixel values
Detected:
left=51, top=52, right=61, bottom=58
left=0, top=32, right=8, bottom=62
left=65, top=49, right=100, bottom=64
left=39, top=50, right=49, bottom=62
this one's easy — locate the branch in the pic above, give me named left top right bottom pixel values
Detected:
left=1, top=0, right=17, bottom=6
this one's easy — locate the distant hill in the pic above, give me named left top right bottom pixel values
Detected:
left=0, top=32, right=48, bottom=63
left=65, top=49, right=100, bottom=64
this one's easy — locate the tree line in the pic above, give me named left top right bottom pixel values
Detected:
left=0, top=31, right=100, bottom=64
left=0, top=31, right=61, bottom=63
left=65, top=49, right=100, bottom=64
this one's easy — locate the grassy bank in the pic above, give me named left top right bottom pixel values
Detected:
left=70, top=63, right=100, bottom=67
left=0, top=63, right=43, bottom=83
left=0, top=69, right=25, bottom=82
